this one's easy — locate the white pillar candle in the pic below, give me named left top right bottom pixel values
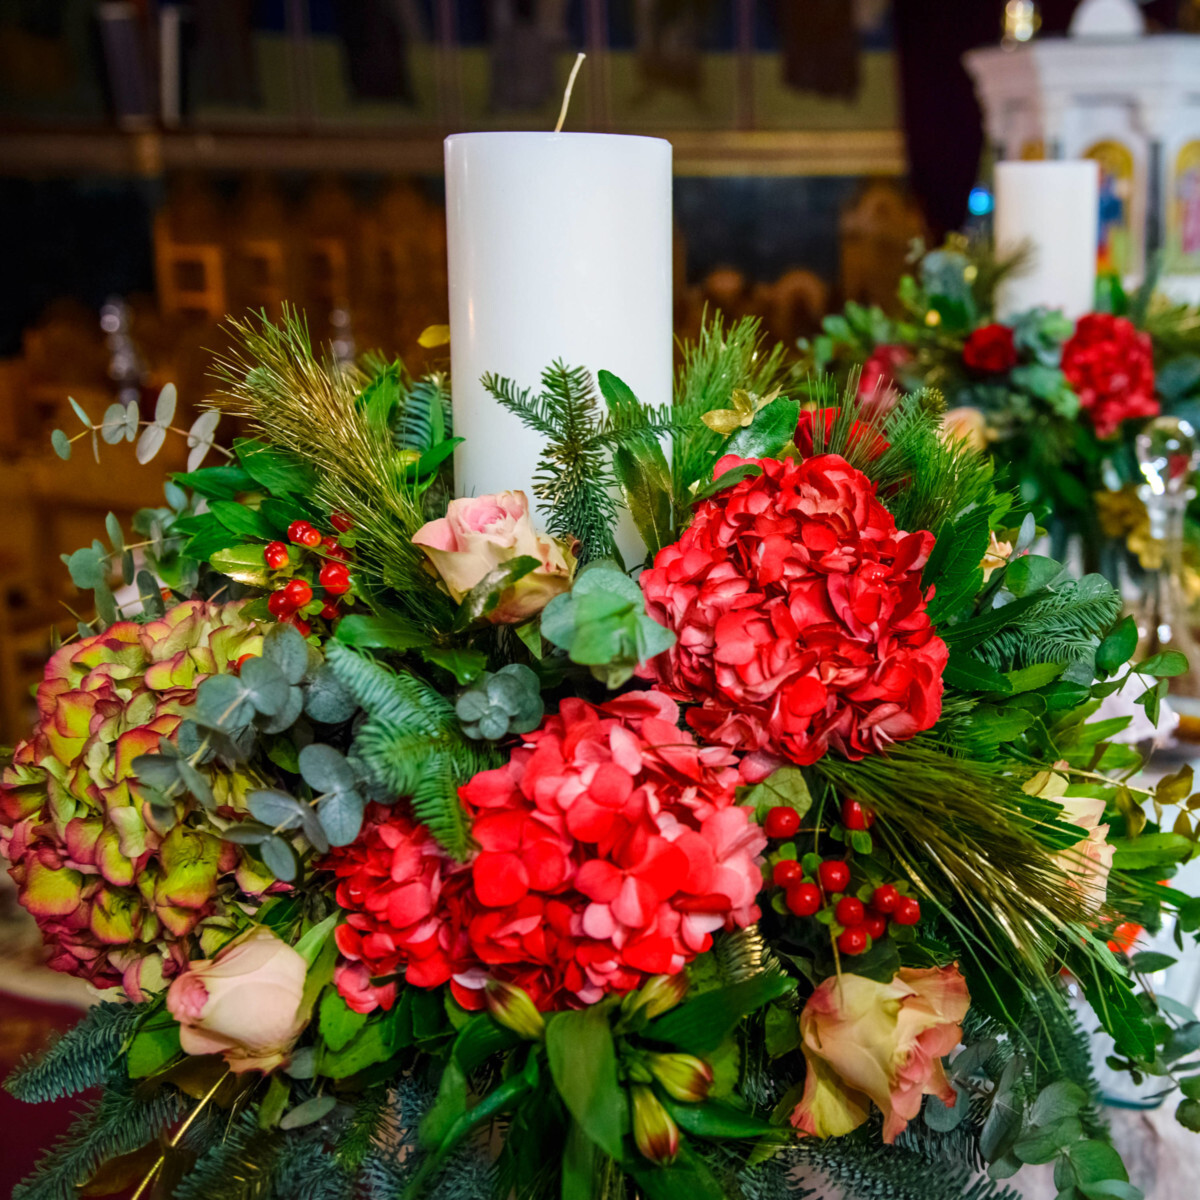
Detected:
left=444, top=132, right=673, bottom=559
left=993, top=160, right=1100, bottom=320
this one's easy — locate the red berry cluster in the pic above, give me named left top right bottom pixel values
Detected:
left=263, top=513, right=356, bottom=636
left=762, top=801, right=921, bottom=956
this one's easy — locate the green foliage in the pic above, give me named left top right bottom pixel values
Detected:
left=673, top=314, right=789, bottom=498
left=455, top=663, right=544, bottom=739
left=174, top=1107, right=279, bottom=1200
left=326, top=643, right=495, bottom=858
left=540, top=560, right=675, bottom=687
left=5, top=1001, right=146, bottom=1104
left=483, top=361, right=678, bottom=563
left=13, top=1077, right=188, bottom=1200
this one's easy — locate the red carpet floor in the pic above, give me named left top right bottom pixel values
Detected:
left=0, top=988, right=93, bottom=1197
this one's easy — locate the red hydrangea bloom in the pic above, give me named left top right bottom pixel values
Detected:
left=326, top=806, right=474, bottom=1014
left=1061, top=313, right=1158, bottom=439
left=640, top=454, right=947, bottom=766
left=962, top=323, right=1018, bottom=374
left=326, top=694, right=766, bottom=1013
left=795, top=408, right=888, bottom=461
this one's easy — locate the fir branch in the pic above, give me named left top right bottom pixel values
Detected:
left=484, top=361, right=682, bottom=563
left=13, top=1079, right=188, bottom=1200
left=326, top=643, right=495, bottom=858
left=5, top=1001, right=145, bottom=1104
left=174, top=1108, right=279, bottom=1200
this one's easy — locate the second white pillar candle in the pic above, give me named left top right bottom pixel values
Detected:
left=445, top=132, right=673, bottom=557
left=993, top=160, right=1100, bottom=321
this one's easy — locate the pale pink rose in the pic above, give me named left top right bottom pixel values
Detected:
left=412, top=490, right=574, bottom=623
left=1024, top=766, right=1115, bottom=914
left=790, top=964, right=970, bottom=1143
left=942, top=407, right=988, bottom=452
left=166, top=927, right=308, bottom=1073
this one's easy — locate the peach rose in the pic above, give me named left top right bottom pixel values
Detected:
left=1026, top=766, right=1114, bottom=914
left=412, top=490, right=574, bottom=623
left=941, top=407, right=987, bottom=452
left=166, top=927, right=308, bottom=1073
left=790, top=964, right=970, bottom=1143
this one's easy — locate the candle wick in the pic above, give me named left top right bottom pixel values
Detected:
left=554, top=52, right=586, bottom=134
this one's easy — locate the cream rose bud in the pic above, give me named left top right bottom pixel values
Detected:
left=166, top=927, right=308, bottom=1073
left=411, top=490, right=574, bottom=623
left=1024, top=765, right=1115, bottom=914
left=941, top=406, right=987, bottom=452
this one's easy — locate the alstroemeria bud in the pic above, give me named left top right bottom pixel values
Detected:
left=645, top=1052, right=713, bottom=1103
left=621, top=973, right=689, bottom=1024
left=484, top=979, right=545, bottom=1040
left=631, top=1084, right=680, bottom=1166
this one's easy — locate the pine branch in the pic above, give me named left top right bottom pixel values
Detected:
left=175, top=1108, right=280, bottom=1200
left=5, top=1001, right=145, bottom=1104
left=673, top=313, right=790, bottom=497
left=13, top=1079, right=188, bottom=1200
left=326, top=643, right=494, bottom=858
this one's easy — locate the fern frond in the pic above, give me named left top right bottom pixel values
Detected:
left=5, top=1001, right=145, bottom=1103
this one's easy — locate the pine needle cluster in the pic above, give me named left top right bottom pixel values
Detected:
left=672, top=313, right=790, bottom=497
left=211, top=309, right=451, bottom=626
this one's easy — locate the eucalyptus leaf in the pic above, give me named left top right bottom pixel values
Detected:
left=68, top=395, right=92, bottom=427
left=155, top=383, right=178, bottom=427
left=279, top=1094, right=337, bottom=1131
left=138, top=570, right=166, bottom=618
left=263, top=623, right=310, bottom=685
left=51, top=429, right=72, bottom=460
left=247, top=789, right=308, bottom=830
left=319, top=789, right=366, bottom=847
left=304, top=663, right=360, bottom=724
left=101, top=403, right=129, bottom=445
left=240, top=656, right=290, bottom=716
left=137, top=422, right=167, bottom=464
left=219, top=821, right=271, bottom=845
left=194, top=673, right=255, bottom=730
left=261, top=835, right=299, bottom=882
left=258, top=685, right=305, bottom=735
left=299, top=743, right=357, bottom=794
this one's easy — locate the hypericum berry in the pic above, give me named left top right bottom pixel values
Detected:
left=264, top=541, right=289, bottom=570
left=834, top=896, right=865, bottom=928
left=893, top=896, right=922, bottom=926
left=837, top=927, right=869, bottom=956
left=287, top=520, right=321, bottom=547
left=818, top=860, right=851, bottom=894
left=864, top=911, right=888, bottom=940
left=285, top=615, right=312, bottom=637
left=841, top=800, right=875, bottom=832
left=284, top=579, right=313, bottom=608
left=871, top=884, right=900, bottom=914
left=786, top=882, right=822, bottom=917
left=322, top=539, right=351, bottom=562
left=234, top=653, right=256, bottom=672
left=267, top=590, right=294, bottom=618
left=763, top=806, right=800, bottom=839
left=319, top=561, right=352, bottom=595
left=320, top=599, right=340, bottom=620
left=772, top=860, right=803, bottom=888
left=330, top=510, right=354, bottom=533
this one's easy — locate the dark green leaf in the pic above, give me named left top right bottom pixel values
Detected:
left=234, top=438, right=319, bottom=496
left=740, top=767, right=812, bottom=822
left=247, top=789, right=307, bottom=830
left=420, top=646, right=488, bottom=685
left=691, top=461, right=763, bottom=502
left=664, top=1097, right=788, bottom=1140
left=209, top=544, right=270, bottom=587
left=1129, top=951, right=1176, bottom=974
left=1005, top=554, right=1066, bottom=597
left=1068, top=1139, right=1129, bottom=1184
left=172, top=463, right=256, bottom=500
left=1137, top=651, right=1189, bottom=678
left=725, top=396, right=800, bottom=459
left=334, top=613, right=428, bottom=651
left=1176, top=1097, right=1200, bottom=1131
left=208, top=499, right=280, bottom=542
left=127, top=1018, right=181, bottom=1078
left=1097, top=616, right=1138, bottom=675
left=646, top=972, right=796, bottom=1053
left=944, top=651, right=1013, bottom=694
left=1029, top=1080, right=1087, bottom=1126
left=545, top=1008, right=625, bottom=1160
left=319, top=987, right=369, bottom=1053
left=452, top=556, right=541, bottom=630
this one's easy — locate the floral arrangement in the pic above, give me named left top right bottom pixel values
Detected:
left=4, top=312, right=1200, bottom=1200
left=805, top=239, right=1200, bottom=581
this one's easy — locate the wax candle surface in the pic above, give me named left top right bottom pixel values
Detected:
left=445, top=132, right=673, bottom=556
left=994, top=160, right=1100, bottom=320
